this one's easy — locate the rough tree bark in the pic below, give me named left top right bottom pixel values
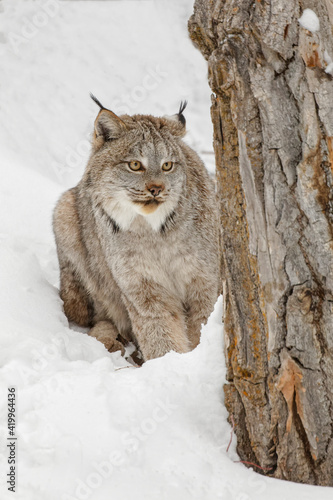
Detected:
left=189, top=0, right=333, bottom=485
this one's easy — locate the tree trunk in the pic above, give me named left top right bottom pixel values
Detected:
left=189, top=0, right=333, bottom=485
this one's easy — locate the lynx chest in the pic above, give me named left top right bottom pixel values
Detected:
left=102, top=222, right=202, bottom=302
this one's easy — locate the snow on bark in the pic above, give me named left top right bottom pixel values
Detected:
left=189, top=0, right=333, bottom=485
left=299, top=8, right=320, bottom=32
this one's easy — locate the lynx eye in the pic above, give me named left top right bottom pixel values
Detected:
left=162, top=161, right=174, bottom=172
left=128, top=160, right=142, bottom=171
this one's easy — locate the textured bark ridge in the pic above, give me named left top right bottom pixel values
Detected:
left=189, top=0, right=333, bottom=485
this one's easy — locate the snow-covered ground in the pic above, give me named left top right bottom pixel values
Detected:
left=0, top=1, right=332, bottom=499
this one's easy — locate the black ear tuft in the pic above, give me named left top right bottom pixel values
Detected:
left=90, top=93, right=106, bottom=110
left=178, top=100, right=187, bottom=115
left=178, top=100, right=187, bottom=126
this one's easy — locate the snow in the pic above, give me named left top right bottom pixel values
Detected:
left=325, top=63, right=333, bottom=75
left=298, top=8, right=320, bottom=33
left=324, top=50, right=333, bottom=75
left=0, top=1, right=332, bottom=499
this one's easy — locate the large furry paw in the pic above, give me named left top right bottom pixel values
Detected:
left=104, top=336, right=126, bottom=355
left=88, top=321, right=126, bottom=355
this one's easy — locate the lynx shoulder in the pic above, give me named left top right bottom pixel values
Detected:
left=53, top=96, right=220, bottom=361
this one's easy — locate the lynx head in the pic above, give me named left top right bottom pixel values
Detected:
left=86, top=94, right=188, bottom=232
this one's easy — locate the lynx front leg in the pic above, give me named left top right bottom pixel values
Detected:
left=121, top=280, right=190, bottom=361
left=185, top=276, right=219, bottom=349
left=88, top=320, right=126, bottom=355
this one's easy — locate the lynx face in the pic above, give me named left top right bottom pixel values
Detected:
left=86, top=103, right=187, bottom=231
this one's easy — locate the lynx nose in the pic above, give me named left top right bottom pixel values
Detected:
left=147, top=183, right=164, bottom=197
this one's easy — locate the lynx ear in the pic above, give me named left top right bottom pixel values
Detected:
left=90, top=93, right=127, bottom=149
left=162, top=100, right=187, bottom=137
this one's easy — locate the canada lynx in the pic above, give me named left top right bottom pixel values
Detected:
left=53, top=96, right=219, bottom=361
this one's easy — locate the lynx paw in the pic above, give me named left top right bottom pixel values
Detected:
left=105, top=337, right=126, bottom=355
left=88, top=321, right=126, bottom=355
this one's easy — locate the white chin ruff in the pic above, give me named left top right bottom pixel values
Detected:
left=136, top=201, right=172, bottom=231
left=104, top=196, right=175, bottom=232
